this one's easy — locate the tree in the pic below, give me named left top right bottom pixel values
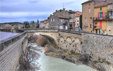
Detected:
left=24, top=21, right=30, bottom=28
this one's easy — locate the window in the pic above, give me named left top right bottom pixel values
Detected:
left=77, top=17, right=79, bottom=20
left=89, top=4, right=90, bottom=6
left=85, top=18, right=87, bottom=22
left=89, top=8, right=90, bottom=13
left=44, top=21, right=46, bottom=23
left=100, top=12, right=103, bottom=19
left=90, top=24, right=92, bottom=28
left=53, top=18, right=55, bottom=22
left=70, top=24, right=72, bottom=27
left=109, top=11, right=113, bottom=16
left=51, top=18, right=52, bottom=22
left=100, top=7, right=102, bottom=11
left=90, top=17, right=92, bottom=20
left=61, top=19, right=63, bottom=22
left=60, top=26, right=62, bottom=29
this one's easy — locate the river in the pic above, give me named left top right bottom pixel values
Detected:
left=28, top=43, right=97, bottom=71
left=0, top=31, right=18, bottom=41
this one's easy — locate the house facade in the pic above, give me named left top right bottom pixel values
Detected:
left=74, top=11, right=82, bottom=31
left=30, top=21, right=37, bottom=28
left=82, top=0, right=113, bottom=33
left=107, top=3, right=113, bottom=35
left=68, top=10, right=76, bottom=30
left=93, top=2, right=108, bottom=34
left=48, top=8, right=75, bottom=30
left=93, top=1, right=113, bottom=34
left=40, top=19, right=49, bottom=28
left=82, top=0, right=94, bottom=32
left=49, top=15, right=69, bottom=30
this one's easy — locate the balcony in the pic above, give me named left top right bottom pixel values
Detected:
left=94, top=25, right=100, bottom=29
left=107, top=15, right=113, bottom=20
left=93, top=17, right=108, bottom=21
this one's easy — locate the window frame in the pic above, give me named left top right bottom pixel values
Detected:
left=89, top=8, right=90, bottom=13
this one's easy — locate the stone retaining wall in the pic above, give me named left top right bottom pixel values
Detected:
left=0, top=32, right=27, bottom=71
left=58, top=31, right=113, bottom=71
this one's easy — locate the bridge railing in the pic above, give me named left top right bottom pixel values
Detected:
left=59, top=29, right=82, bottom=35
left=0, top=31, right=26, bottom=52
left=24, top=28, right=58, bottom=30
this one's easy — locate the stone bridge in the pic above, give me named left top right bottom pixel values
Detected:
left=25, top=29, right=82, bottom=47
left=1, top=28, right=113, bottom=71
left=25, top=29, right=113, bottom=71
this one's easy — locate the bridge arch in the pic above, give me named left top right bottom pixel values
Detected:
left=33, top=32, right=58, bottom=44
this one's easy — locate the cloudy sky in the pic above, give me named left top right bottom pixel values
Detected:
left=0, top=0, right=87, bottom=23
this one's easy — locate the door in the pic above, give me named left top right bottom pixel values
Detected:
left=100, top=21, right=102, bottom=28
left=96, top=29, right=98, bottom=34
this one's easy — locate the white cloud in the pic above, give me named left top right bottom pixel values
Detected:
left=0, top=0, right=88, bottom=23
left=0, top=12, right=52, bottom=17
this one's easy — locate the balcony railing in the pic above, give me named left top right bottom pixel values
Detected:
left=107, top=15, right=113, bottom=20
left=94, top=25, right=100, bottom=29
left=93, top=17, right=107, bottom=21
left=93, top=15, right=113, bottom=21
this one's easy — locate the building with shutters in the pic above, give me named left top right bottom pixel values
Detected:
left=82, top=0, right=113, bottom=33
left=93, top=1, right=113, bottom=34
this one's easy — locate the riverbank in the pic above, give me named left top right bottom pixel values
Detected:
left=20, top=43, right=96, bottom=71
left=44, top=46, right=99, bottom=71
left=27, top=34, right=113, bottom=71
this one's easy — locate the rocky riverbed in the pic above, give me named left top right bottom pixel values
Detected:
left=26, top=43, right=97, bottom=71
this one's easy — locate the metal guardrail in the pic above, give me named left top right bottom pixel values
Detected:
left=0, top=31, right=26, bottom=52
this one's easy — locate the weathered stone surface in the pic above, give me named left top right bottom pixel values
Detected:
left=46, top=31, right=113, bottom=71
left=0, top=34, right=28, bottom=71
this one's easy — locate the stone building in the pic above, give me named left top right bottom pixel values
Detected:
left=68, top=10, right=76, bottom=30
left=82, top=0, right=113, bottom=33
left=30, top=20, right=39, bottom=28
left=0, top=24, right=3, bottom=29
left=40, top=19, right=49, bottom=28
left=30, top=21, right=37, bottom=28
left=2, top=24, right=12, bottom=29
left=48, top=8, right=75, bottom=30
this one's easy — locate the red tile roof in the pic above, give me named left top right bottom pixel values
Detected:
left=82, top=0, right=92, bottom=5
left=75, top=11, right=82, bottom=16
left=94, top=1, right=113, bottom=7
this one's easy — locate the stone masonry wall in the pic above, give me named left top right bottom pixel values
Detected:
left=0, top=34, right=27, bottom=71
left=57, top=31, right=113, bottom=71
left=82, top=33, right=113, bottom=71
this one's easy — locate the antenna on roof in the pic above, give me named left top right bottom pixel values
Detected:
left=63, top=3, right=64, bottom=8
